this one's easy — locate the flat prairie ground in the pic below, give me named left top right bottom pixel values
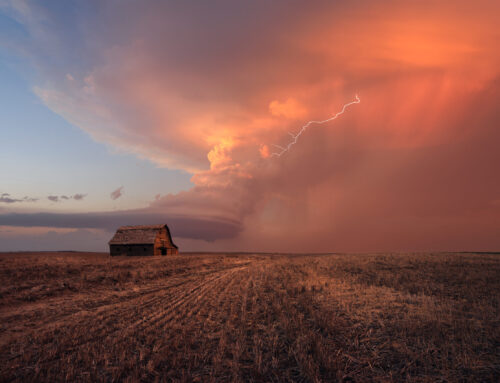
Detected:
left=0, top=252, right=498, bottom=382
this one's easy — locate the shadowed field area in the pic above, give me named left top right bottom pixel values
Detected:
left=0, top=252, right=499, bottom=382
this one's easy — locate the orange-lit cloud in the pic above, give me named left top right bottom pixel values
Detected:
left=259, top=145, right=271, bottom=159
left=269, top=98, right=307, bottom=119
left=2, top=0, right=500, bottom=251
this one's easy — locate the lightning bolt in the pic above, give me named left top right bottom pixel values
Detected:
left=270, top=94, right=360, bottom=157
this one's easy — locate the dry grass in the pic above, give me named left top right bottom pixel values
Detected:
left=0, top=251, right=498, bottom=382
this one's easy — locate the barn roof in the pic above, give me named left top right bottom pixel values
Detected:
left=108, top=224, right=177, bottom=247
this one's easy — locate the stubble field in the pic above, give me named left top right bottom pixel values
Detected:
left=0, top=251, right=498, bottom=382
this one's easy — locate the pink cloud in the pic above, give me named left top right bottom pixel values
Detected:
left=3, top=1, right=500, bottom=250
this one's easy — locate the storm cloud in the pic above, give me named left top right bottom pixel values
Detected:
left=1, top=1, right=499, bottom=251
left=0, top=210, right=241, bottom=241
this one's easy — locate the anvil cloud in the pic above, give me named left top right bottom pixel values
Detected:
left=1, top=0, right=499, bottom=251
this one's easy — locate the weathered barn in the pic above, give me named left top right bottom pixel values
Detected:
left=109, top=224, right=179, bottom=256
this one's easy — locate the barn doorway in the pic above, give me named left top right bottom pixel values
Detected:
left=161, top=247, right=167, bottom=256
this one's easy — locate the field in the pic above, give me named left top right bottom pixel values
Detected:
left=0, top=252, right=499, bottom=382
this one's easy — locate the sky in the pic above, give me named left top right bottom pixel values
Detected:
left=0, top=0, right=499, bottom=252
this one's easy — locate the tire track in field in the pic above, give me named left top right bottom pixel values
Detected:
left=132, top=265, right=246, bottom=340
left=191, top=265, right=257, bottom=379
left=2, top=261, right=261, bottom=380
left=68, top=266, right=250, bottom=372
left=59, top=268, right=238, bottom=346
left=51, top=271, right=229, bottom=360
left=90, top=265, right=247, bottom=334
left=193, top=266, right=246, bottom=329
left=123, top=266, right=241, bottom=335
left=55, top=263, right=247, bottom=332
left=0, top=276, right=188, bottom=334
left=2, top=268, right=246, bottom=378
left=1, top=262, right=251, bottom=334
left=177, top=266, right=248, bottom=327
left=0, top=284, right=182, bottom=368
left=127, top=265, right=250, bottom=372
left=2, top=276, right=186, bottom=344
left=0, top=264, right=248, bottom=367
left=0, top=282, right=179, bottom=352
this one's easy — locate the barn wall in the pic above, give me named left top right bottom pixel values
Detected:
left=110, top=244, right=155, bottom=256
left=110, top=245, right=122, bottom=256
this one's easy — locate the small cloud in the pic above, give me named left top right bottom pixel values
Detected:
left=0, top=194, right=38, bottom=204
left=48, top=194, right=86, bottom=202
left=0, top=196, right=21, bottom=204
left=72, top=193, right=86, bottom=201
left=259, top=144, right=271, bottom=159
left=65, top=73, right=74, bottom=81
left=110, top=186, right=124, bottom=200
left=22, top=196, right=38, bottom=202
